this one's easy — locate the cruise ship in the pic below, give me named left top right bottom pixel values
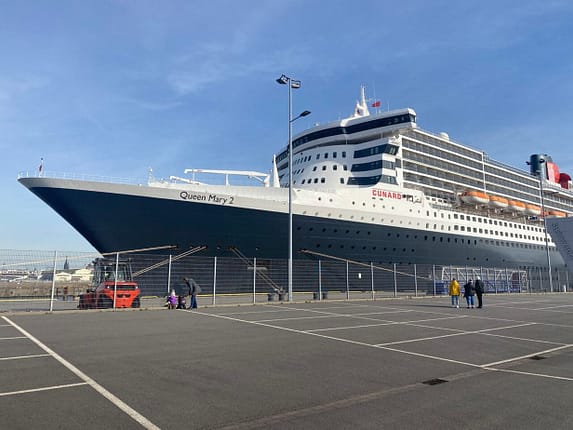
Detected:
left=18, top=87, right=573, bottom=271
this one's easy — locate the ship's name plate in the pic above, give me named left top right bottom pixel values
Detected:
left=179, top=191, right=234, bottom=205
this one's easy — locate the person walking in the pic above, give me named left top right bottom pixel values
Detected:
left=448, top=278, right=460, bottom=308
left=464, top=279, right=475, bottom=309
left=474, top=277, right=484, bottom=308
left=184, top=277, right=201, bottom=309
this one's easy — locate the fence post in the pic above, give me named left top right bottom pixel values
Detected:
left=414, top=264, right=418, bottom=297
left=346, top=260, right=350, bottom=300
left=370, top=262, right=374, bottom=300
left=253, top=257, right=257, bottom=304
left=393, top=263, right=397, bottom=298
left=113, top=252, right=119, bottom=310
left=538, top=267, right=543, bottom=292
left=318, top=260, right=322, bottom=301
left=167, top=254, right=172, bottom=295
left=432, top=265, right=436, bottom=296
left=212, top=256, right=217, bottom=306
left=505, top=267, right=510, bottom=294
left=49, top=251, right=57, bottom=312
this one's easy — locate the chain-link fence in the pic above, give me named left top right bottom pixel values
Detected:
left=0, top=248, right=570, bottom=312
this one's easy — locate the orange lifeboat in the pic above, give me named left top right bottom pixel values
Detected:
left=548, top=210, right=566, bottom=218
left=524, top=204, right=541, bottom=216
left=508, top=200, right=526, bottom=213
left=461, top=190, right=489, bottom=205
left=489, top=195, right=509, bottom=209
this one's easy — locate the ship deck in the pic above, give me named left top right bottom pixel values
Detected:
left=3, top=294, right=573, bottom=429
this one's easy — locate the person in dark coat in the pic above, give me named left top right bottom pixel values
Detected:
left=474, top=277, right=484, bottom=308
left=463, top=279, right=475, bottom=309
left=184, top=277, right=201, bottom=309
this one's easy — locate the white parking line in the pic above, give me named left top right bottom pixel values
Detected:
left=0, top=354, right=50, bottom=361
left=0, top=382, right=89, bottom=397
left=481, top=344, right=573, bottom=368
left=375, top=323, right=538, bottom=346
left=194, top=307, right=573, bottom=382
left=2, top=316, right=160, bottom=430
left=0, top=336, right=27, bottom=340
left=189, top=309, right=482, bottom=368
left=308, top=315, right=466, bottom=333
left=487, top=367, right=573, bottom=382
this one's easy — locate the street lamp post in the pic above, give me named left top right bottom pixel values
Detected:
left=528, top=159, right=553, bottom=292
left=276, top=74, right=310, bottom=302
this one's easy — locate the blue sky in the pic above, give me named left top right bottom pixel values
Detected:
left=2, top=0, right=573, bottom=252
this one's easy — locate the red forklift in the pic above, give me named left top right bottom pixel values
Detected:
left=78, top=258, right=140, bottom=309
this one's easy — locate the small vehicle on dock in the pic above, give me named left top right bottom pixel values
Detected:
left=78, top=258, right=140, bottom=309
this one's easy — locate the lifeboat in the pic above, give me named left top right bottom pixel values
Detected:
left=548, top=210, right=566, bottom=218
left=461, top=190, right=489, bottom=205
left=524, top=204, right=542, bottom=216
left=508, top=200, right=526, bottom=213
left=489, top=195, right=509, bottom=209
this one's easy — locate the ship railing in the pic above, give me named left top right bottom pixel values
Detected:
left=17, top=170, right=146, bottom=186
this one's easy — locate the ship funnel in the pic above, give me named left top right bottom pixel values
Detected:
left=528, top=154, right=549, bottom=178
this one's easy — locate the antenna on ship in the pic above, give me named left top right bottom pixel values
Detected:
left=352, top=85, right=370, bottom=118
left=271, top=155, right=280, bottom=188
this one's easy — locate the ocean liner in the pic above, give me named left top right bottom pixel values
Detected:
left=18, top=87, right=573, bottom=270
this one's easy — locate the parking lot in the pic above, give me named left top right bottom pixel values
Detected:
left=2, top=294, right=573, bottom=429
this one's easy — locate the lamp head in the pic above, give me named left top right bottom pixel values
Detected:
left=276, top=74, right=288, bottom=85
left=300, top=110, right=311, bottom=117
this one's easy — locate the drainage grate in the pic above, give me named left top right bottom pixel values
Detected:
left=529, top=355, right=546, bottom=361
left=422, top=378, right=448, bottom=386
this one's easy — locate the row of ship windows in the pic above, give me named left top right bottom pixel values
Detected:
left=449, top=224, right=545, bottom=241
left=301, top=199, right=544, bottom=240
left=403, top=145, right=529, bottom=192
left=294, top=151, right=348, bottom=165
left=296, top=175, right=397, bottom=186
left=452, top=212, right=539, bottom=230
left=402, top=145, right=560, bottom=210
left=296, top=227, right=556, bottom=252
left=402, top=131, right=482, bottom=163
left=402, top=132, right=569, bottom=214
left=291, top=113, right=415, bottom=151
left=403, top=155, right=512, bottom=201
left=425, top=208, right=543, bottom=232
left=293, top=159, right=396, bottom=176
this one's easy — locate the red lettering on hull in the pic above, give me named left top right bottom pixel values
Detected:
left=371, top=189, right=402, bottom=199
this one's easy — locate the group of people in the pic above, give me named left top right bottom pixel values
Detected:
left=166, top=277, right=201, bottom=310
left=448, top=277, right=484, bottom=309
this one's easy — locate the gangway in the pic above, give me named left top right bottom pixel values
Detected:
left=229, top=247, right=284, bottom=294
left=438, top=266, right=528, bottom=293
left=132, top=245, right=207, bottom=278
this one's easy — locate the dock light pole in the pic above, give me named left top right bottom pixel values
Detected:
left=528, top=159, right=553, bottom=292
left=276, top=74, right=310, bottom=302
